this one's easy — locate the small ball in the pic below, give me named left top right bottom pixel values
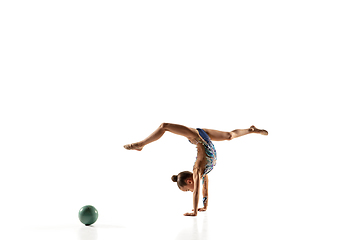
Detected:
left=78, top=205, right=98, bottom=226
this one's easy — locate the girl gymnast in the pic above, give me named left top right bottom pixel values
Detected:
left=124, top=123, right=268, bottom=216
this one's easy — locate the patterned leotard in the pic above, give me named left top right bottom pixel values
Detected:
left=190, top=128, right=217, bottom=182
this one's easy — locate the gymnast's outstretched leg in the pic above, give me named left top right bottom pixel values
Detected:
left=124, top=123, right=198, bottom=151
left=202, top=125, right=268, bottom=141
left=124, top=124, right=268, bottom=151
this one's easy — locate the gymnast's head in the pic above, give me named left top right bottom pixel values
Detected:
left=171, top=171, right=194, bottom=192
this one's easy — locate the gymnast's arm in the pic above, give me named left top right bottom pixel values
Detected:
left=184, top=168, right=201, bottom=216
left=201, top=174, right=209, bottom=211
left=192, top=169, right=201, bottom=215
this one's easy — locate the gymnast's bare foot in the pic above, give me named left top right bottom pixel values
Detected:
left=249, top=125, right=268, bottom=135
left=123, top=142, right=143, bottom=151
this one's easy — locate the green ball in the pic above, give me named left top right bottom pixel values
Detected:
left=78, top=205, right=98, bottom=226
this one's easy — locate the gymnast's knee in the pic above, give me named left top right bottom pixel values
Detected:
left=228, top=132, right=234, bottom=140
left=160, top=122, right=169, bottom=130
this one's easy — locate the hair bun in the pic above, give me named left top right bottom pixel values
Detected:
left=171, top=175, right=178, bottom=182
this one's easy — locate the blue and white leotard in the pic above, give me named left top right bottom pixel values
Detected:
left=190, top=128, right=217, bottom=181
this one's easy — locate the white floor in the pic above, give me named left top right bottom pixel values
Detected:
left=3, top=190, right=360, bottom=240
left=4, top=213, right=360, bottom=240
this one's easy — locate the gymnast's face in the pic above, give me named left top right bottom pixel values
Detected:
left=180, top=178, right=194, bottom=192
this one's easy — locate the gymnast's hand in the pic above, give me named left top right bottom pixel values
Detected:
left=196, top=207, right=207, bottom=212
left=184, top=211, right=197, bottom=217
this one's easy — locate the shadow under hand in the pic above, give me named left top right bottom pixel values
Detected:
left=176, top=213, right=209, bottom=240
left=176, top=218, right=199, bottom=240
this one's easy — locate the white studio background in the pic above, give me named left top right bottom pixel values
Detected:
left=0, top=1, right=359, bottom=240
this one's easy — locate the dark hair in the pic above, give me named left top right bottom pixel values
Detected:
left=171, top=171, right=193, bottom=189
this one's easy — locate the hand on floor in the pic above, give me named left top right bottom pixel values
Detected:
left=184, top=212, right=197, bottom=217
left=193, top=207, right=206, bottom=212
left=192, top=208, right=207, bottom=212
left=198, top=207, right=207, bottom=212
